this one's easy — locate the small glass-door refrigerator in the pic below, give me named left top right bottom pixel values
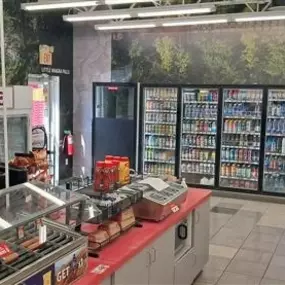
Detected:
left=180, top=87, right=219, bottom=186
left=142, top=85, right=178, bottom=176
left=263, top=88, right=285, bottom=193
left=219, top=87, right=263, bottom=191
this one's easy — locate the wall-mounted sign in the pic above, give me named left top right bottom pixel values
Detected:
left=39, top=45, right=54, bottom=66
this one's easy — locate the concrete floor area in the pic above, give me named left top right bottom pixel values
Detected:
left=194, top=196, right=285, bottom=285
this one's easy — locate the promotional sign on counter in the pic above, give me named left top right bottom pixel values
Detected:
left=22, top=247, right=88, bottom=285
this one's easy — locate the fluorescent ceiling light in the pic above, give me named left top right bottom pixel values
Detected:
left=104, top=0, right=153, bottom=4
left=64, top=13, right=131, bottom=21
left=162, top=18, right=227, bottom=26
left=21, top=0, right=98, bottom=11
left=96, top=23, right=156, bottom=30
left=63, top=3, right=215, bottom=22
left=235, top=14, right=285, bottom=22
left=138, top=7, right=214, bottom=17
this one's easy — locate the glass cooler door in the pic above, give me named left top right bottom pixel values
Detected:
left=180, top=87, right=218, bottom=186
left=264, top=89, right=285, bottom=193
left=143, top=86, right=178, bottom=176
left=0, top=115, right=29, bottom=161
left=220, top=88, right=263, bottom=191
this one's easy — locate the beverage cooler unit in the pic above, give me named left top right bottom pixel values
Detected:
left=219, top=87, right=263, bottom=191
left=180, top=87, right=218, bottom=186
left=263, top=88, right=285, bottom=193
left=142, top=85, right=178, bottom=176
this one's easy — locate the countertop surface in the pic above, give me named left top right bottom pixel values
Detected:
left=74, top=188, right=211, bottom=285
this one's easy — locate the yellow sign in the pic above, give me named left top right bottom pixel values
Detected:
left=33, top=88, right=45, bottom=102
left=39, top=45, right=54, bottom=66
left=43, top=271, right=52, bottom=285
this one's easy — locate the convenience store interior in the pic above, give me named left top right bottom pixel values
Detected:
left=2, top=0, right=285, bottom=284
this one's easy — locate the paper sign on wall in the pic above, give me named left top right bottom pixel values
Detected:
left=39, top=45, right=54, bottom=66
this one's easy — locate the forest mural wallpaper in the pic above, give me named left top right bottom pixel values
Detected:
left=111, top=22, right=285, bottom=85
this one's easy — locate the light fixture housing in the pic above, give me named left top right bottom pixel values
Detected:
left=63, top=12, right=131, bottom=22
left=96, top=22, right=156, bottom=30
left=94, top=15, right=226, bottom=30
left=63, top=3, right=215, bottom=22
left=21, top=0, right=98, bottom=11
left=162, top=18, right=227, bottom=26
left=103, top=0, right=154, bottom=4
left=94, top=11, right=285, bottom=31
left=234, top=11, right=285, bottom=22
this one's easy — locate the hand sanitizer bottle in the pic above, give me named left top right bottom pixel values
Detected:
left=181, top=178, right=188, bottom=189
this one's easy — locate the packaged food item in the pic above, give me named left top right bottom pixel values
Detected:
left=113, top=208, right=136, bottom=231
left=99, top=221, right=121, bottom=241
left=119, top=157, right=130, bottom=185
left=88, top=230, right=109, bottom=249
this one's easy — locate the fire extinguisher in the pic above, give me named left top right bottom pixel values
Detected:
left=62, top=130, right=74, bottom=156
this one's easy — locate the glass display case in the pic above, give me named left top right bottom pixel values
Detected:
left=0, top=181, right=102, bottom=230
left=0, top=115, right=30, bottom=162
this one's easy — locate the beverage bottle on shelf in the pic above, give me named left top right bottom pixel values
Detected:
left=222, top=147, right=226, bottom=160
left=273, top=119, right=278, bottom=133
left=246, top=165, right=251, bottom=178
left=238, top=149, right=243, bottom=161
left=277, top=104, right=281, bottom=116
left=226, top=148, right=230, bottom=160
left=241, top=164, right=245, bottom=177
left=244, top=148, right=248, bottom=161
left=221, top=163, right=226, bottom=176
left=237, top=120, right=242, bottom=133
left=246, top=120, right=251, bottom=132
left=278, top=157, right=283, bottom=171
left=282, top=138, right=285, bottom=154
left=230, top=149, right=234, bottom=160
left=232, top=120, right=237, bottom=133
left=247, top=149, right=252, bottom=162
left=224, top=120, right=229, bottom=132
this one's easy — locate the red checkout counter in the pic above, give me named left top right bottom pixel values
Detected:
left=74, top=188, right=211, bottom=285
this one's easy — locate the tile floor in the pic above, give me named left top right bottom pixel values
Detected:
left=194, top=196, right=285, bottom=285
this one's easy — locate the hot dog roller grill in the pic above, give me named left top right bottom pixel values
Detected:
left=128, top=178, right=188, bottom=222
left=0, top=181, right=104, bottom=285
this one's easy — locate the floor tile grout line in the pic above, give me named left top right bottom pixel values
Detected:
left=259, top=227, right=285, bottom=282
left=210, top=201, right=277, bottom=285
left=212, top=209, right=256, bottom=285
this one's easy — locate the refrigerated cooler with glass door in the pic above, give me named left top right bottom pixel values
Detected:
left=263, top=89, right=285, bottom=193
left=180, top=87, right=218, bottom=186
left=142, top=86, right=178, bottom=176
left=219, top=88, right=263, bottom=191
